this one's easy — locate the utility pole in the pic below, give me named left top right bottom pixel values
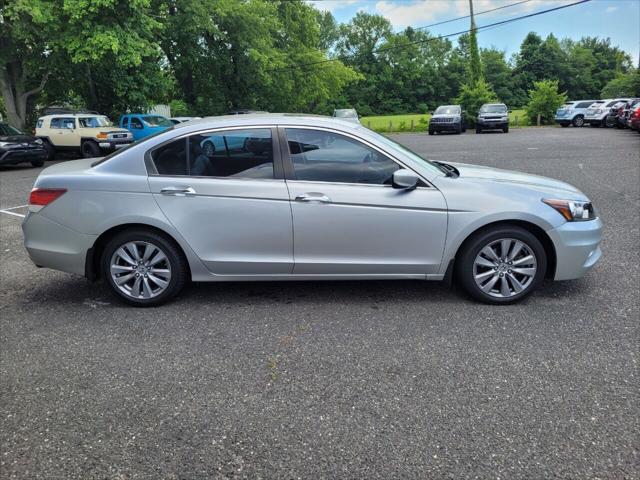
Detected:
left=468, top=0, right=482, bottom=85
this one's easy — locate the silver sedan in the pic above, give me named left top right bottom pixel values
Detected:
left=22, top=114, right=602, bottom=306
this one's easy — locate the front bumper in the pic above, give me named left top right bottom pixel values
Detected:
left=430, top=122, right=461, bottom=131
left=22, top=211, right=96, bottom=276
left=97, top=139, right=133, bottom=151
left=547, top=218, right=603, bottom=281
left=0, top=147, right=47, bottom=165
left=477, top=119, right=508, bottom=129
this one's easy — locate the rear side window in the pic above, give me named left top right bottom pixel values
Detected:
left=150, top=128, right=274, bottom=179
left=36, top=119, right=43, bottom=128
left=576, top=102, right=594, bottom=108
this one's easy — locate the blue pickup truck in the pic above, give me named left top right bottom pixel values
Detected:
left=119, top=114, right=173, bottom=140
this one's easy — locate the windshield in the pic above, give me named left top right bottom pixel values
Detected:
left=480, top=104, right=507, bottom=113
left=434, top=106, right=460, bottom=115
left=143, top=116, right=172, bottom=127
left=0, top=124, right=22, bottom=135
left=78, top=116, right=112, bottom=128
left=371, top=131, right=444, bottom=176
left=334, top=109, right=357, bottom=118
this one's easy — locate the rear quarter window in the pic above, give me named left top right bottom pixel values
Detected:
left=36, top=119, right=44, bottom=128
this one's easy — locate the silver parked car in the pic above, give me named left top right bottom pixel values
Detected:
left=23, top=114, right=602, bottom=306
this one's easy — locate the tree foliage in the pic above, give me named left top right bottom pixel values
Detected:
left=525, top=80, right=568, bottom=125
left=600, top=70, right=640, bottom=98
left=455, top=79, right=498, bottom=125
left=0, top=0, right=635, bottom=127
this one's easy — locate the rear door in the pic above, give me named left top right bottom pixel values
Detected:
left=280, top=127, right=447, bottom=276
left=49, top=117, right=76, bottom=147
left=147, top=126, right=293, bottom=275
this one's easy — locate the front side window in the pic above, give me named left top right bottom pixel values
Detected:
left=130, top=117, right=144, bottom=129
left=285, top=128, right=399, bottom=185
left=78, top=116, right=112, bottom=128
left=150, top=128, right=274, bottom=179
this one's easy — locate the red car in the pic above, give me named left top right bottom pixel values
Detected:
left=629, top=104, right=640, bottom=132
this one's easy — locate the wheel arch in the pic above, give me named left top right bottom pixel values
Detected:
left=86, top=223, right=193, bottom=281
left=448, top=219, right=557, bottom=280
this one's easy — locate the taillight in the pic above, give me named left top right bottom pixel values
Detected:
left=29, top=188, right=67, bottom=206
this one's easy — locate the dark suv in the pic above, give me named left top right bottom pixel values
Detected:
left=428, top=105, right=466, bottom=135
left=476, top=103, right=509, bottom=133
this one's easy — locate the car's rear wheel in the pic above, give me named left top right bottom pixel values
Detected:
left=456, top=226, right=546, bottom=304
left=102, top=229, right=188, bottom=306
left=475, top=126, right=482, bottom=134
left=42, top=140, right=55, bottom=160
left=503, top=126, right=509, bottom=133
left=81, top=140, right=100, bottom=158
left=572, top=115, right=584, bottom=127
left=30, top=157, right=45, bottom=167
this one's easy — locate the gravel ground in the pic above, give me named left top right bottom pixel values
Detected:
left=1, top=127, right=638, bottom=479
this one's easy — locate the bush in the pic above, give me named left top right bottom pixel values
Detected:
left=455, top=79, right=499, bottom=126
left=525, top=79, right=567, bottom=125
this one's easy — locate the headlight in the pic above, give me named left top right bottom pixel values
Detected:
left=34, top=138, right=43, bottom=144
left=542, top=198, right=596, bottom=221
left=0, top=142, right=8, bottom=147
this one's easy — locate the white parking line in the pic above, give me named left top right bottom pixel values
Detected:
left=0, top=209, right=25, bottom=218
left=0, top=205, right=28, bottom=218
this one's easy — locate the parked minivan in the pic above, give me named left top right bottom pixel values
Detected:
left=555, top=100, right=599, bottom=127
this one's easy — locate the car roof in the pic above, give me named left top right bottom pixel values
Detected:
left=171, top=113, right=363, bottom=131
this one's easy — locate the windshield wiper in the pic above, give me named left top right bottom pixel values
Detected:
left=434, top=161, right=459, bottom=178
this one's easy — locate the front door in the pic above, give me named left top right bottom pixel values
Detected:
left=147, top=127, right=293, bottom=275
left=281, top=127, right=447, bottom=275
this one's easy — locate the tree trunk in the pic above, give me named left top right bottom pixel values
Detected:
left=0, top=62, right=49, bottom=130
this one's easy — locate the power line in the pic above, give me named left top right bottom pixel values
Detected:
left=275, top=0, right=591, bottom=71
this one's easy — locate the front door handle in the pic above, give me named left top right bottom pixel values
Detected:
left=295, top=193, right=332, bottom=203
left=160, top=186, right=196, bottom=196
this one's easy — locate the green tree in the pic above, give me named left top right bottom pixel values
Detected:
left=525, top=79, right=567, bottom=125
left=601, top=70, right=640, bottom=98
left=455, top=79, right=498, bottom=124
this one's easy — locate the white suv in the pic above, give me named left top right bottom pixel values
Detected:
left=554, top=100, right=600, bottom=127
left=36, top=114, right=133, bottom=159
left=584, top=99, right=632, bottom=127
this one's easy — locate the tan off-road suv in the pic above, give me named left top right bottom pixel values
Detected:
left=35, top=114, right=133, bottom=159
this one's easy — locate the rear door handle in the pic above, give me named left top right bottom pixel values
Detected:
left=160, top=186, right=196, bottom=196
left=295, top=193, right=331, bottom=203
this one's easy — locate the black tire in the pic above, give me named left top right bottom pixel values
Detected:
left=475, top=127, right=482, bottom=134
left=572, top=115, right=584, bottom=127
left=101, top=229, right=188, bottom=307
left=81, top=140, right=101, bottom=158
left=30, top=157, right=45, bottom=167
left=455, top=124, right=462, bottom=134
left=503, top=126, right=509, bottom=133
left=560, top=122, right=569, bottom=128
left=461, top=124, right=466, bottom=133
left=455, top=225, right=547, bottom=305
left=428, top=129, right=435, bottom=135
left=43, top=141, right=55, bottom=160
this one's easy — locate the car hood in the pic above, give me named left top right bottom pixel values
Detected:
left=448, top=162, right=586, bottom=198
left=0, top=134, right=38, bottom=143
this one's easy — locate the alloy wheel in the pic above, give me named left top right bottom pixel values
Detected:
left=473, top=238, right=537, bottom=298
left=110, top=241, right=172, bottom=299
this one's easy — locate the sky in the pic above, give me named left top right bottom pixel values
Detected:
left=308, top=0, right=640, bottom=65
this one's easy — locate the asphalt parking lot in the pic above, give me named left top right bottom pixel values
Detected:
left=1, top=127, right=638, bottom=479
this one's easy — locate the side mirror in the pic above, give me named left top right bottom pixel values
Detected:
left=392, top=169, right=419, bottom=191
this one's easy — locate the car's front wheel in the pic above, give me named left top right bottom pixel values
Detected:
left=455, top=226, right=547, bottom=304
left=81, top=140, right=101, bottom=158
left=102, top=229, right=188, bottom=306
left=572, top=115, right=584, bottom=127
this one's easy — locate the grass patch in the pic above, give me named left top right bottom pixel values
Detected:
left=361, top=109, right=528, bottom=133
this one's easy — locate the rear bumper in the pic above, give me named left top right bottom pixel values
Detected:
left=0, top=148, right=47, bottom=165
left=22, top=211, right=96, bottom=276
left=547, top=218, right=603, bottom=281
